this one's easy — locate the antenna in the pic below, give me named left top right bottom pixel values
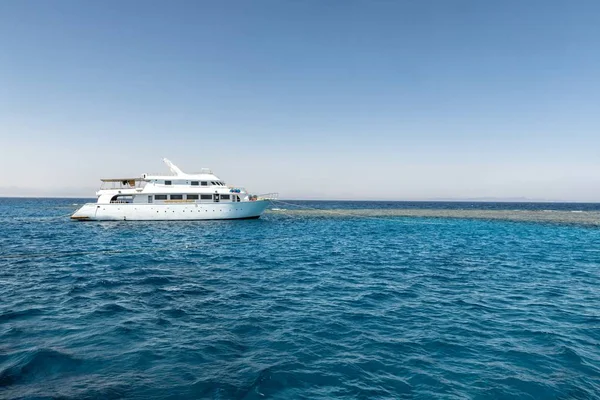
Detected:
left=162, top=158, right=185, bottom=176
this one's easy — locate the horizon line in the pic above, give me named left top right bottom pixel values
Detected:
left=0, top=195, right=599, bottom=204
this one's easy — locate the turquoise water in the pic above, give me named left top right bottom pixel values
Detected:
left=1, top=198, right=599, bottom=399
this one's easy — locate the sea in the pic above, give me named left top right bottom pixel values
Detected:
left=1, top=198, right=599, bottom=399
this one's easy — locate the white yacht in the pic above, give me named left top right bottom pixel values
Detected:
left=71, top=159, right=277, bottom=221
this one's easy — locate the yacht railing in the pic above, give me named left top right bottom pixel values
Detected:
left=144, top=168, right=213, bottom=176
left=101, top=181, right=147, bottom=190
left=191, top=169, right=213, bottom=174
left=256, top=193, right=279, bottom=200
left=144, top=172, right=176, bottom=177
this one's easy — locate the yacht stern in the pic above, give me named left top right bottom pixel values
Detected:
left=71, top=204, right=97, bottom=221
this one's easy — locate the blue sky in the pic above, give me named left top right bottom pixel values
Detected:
left=1, top=0, right=599, bottom=200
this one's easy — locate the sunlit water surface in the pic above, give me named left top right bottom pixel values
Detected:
left=1, top=198, right=599, bottom=399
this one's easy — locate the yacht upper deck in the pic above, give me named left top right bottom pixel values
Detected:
left=94, top=158, right=254, bottom=204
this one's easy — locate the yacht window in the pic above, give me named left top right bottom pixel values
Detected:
left=165, top=180, right=172, bottom=185
left=155, top=195, right=167, bottom=200
left=187, top=194, right=199, bottom=200
left=110, top=195, right=133, bottom=203
left=148, top=196, right=153, bottom=203
left=201, top=181, right=208, bottom=186
left=191, top=181, right=199, bottom=186
left=211, top=181, right=216, bottom=185
left=200, top=194, right=212, bottom=200
left=170, top=194, right=183, bottom=200
left=220, top=194, right=230, bottom=200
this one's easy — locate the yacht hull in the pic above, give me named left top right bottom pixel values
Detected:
left=71, top=200, right=270, bottom=221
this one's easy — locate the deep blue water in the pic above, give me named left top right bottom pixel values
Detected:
left=1, top=198, right=600, bottom=399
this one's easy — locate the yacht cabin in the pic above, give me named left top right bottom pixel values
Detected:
left=96, top=161, right=255, bottom=205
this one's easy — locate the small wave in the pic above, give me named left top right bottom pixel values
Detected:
left=139, top=276, right=173, bottom=285
left=89, top=303, right=131, bottom=317
left=0, top=348, right=83, bottom=387
left=162, top=307, right=188, bottom=319
left=0, top=308, right=44, bottom=323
